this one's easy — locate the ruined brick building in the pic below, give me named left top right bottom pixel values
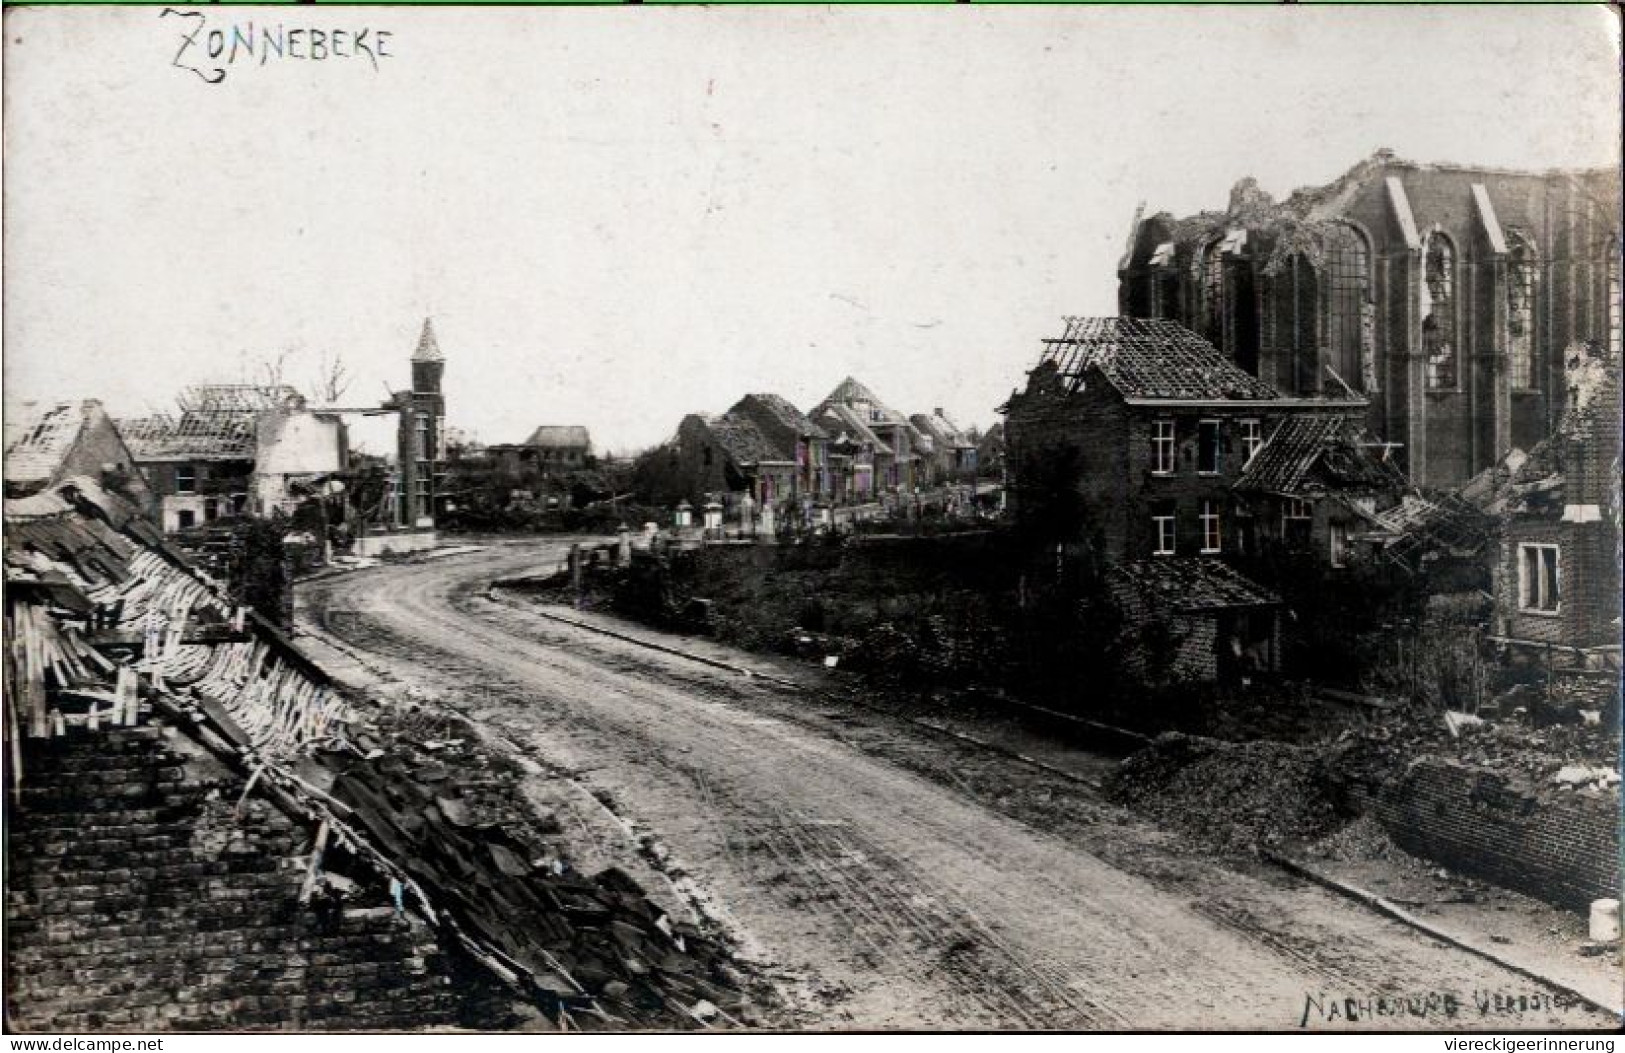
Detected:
left=1487, top=350, right=1621, bottom=671
left=1117, top=151, right=1622, bottom=488
left=661, top=393, right=830, bottom=514
left=1002, top=317, right=1417, bottom=684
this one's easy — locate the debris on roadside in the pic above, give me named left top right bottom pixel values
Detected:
left=1103, top=732, right=1344, bottom=854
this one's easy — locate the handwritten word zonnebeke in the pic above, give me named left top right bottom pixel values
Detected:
left=163, top=9, right=392, bottom=84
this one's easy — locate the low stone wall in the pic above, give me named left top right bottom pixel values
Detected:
left=353, top=529, right=438, bottom=557
left=4, top=724, right=461, bottom=1032
left=1372, top=758, right=1621, bottom=913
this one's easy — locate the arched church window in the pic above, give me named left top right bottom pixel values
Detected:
left=1326, top=224, right=1372, bottom=392
left=1423, top=233, right=1458, bottom=390
left=1506, top=231, right=1538, bottom=390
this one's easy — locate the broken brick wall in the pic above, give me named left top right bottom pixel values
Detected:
left=1495, top=518, right=1619, bottom=651
left=4, top=723, right=463, bottom=1032
left=1370, top=757, right=1621, bottom=913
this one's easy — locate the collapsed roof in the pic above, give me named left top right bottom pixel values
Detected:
left=1234, top=415, right=1408, bottom=497
left=812, top=402, right=886, bottom=449
left=909, top=410, right=975, bottom=451
left=4, top=401, right=106, bottom=486
left=117, top=411, right=258, bottom=461
left=1033, top=317, right=1284, bottom=402
left=1110, top=558, right=1279, bottom=613
left=728, top=393, right=828, bottom=444
left=814, top=376, right=910, bottom=425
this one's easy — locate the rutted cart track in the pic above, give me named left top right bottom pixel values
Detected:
left=298, top=542, right=1613, bottom=1030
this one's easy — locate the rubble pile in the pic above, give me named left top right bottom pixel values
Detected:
left=4, top=480, right=760, bottom=1030
left=1324, top=710, right=1621, bottom=805
left=1104, top=732, right=1345, bottom=853
left=1301, top=814, right=1409, bottom=864
left=313, top=711, right=756, bottom=1030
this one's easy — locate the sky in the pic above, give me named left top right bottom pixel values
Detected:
left=3, top=5, right=1620, bottom=454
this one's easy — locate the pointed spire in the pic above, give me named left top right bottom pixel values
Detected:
left=412, top=317, right=443, bottom=363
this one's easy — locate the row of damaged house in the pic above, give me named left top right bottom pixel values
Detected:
left=634, top=377, right=981, bottom=521
left=5, top=318, right=456, bottom=561
left=1003, top=316, right=1438, bottom=685
left=2, top=476, right=751, bottom=1030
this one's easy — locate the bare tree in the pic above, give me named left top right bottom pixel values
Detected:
left=309, top=349, right=352, bottom=405
left=257, top=348, right=293, bottom=390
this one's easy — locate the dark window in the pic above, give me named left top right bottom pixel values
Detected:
left=1286, top=253, right=1320, bottom=395
left=177, top=509, right=196, bottom=529
left=1424, top=234, right=1458, bottom=389
left=1518, top=543, right=1560, bottom=612
left=1197, top=420, right=1221, bottom=474
left=176, top=465, right=197, bottom=494
left=1283, top=497, right=1313, bottom=549
left=204, top=498, right=219, bottom=521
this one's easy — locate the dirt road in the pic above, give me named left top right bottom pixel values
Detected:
left=298, top=541, right=1613, bottom=1031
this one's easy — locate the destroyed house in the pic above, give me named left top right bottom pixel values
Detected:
left=3, top=478, right=747, bottom=1030
left=1117, top=151, right=1623, bottom=488
left=726, top=393, right=830, bottom=501
left=117, top=383, right=304, bottom=532
left=1489, top=351, right=1621, bottom=666
left=810, top=401, right=884, bottom=502
left=1232, top=413, right=1414, bottom=566
left=485, top=426, right=594, bottom=509
left=659, top=393, right=833, bottom=512
left=1108, top=557, right=1280, bottom=685
left=491, top=425, right=593, bottom=475
left=4, top=399, right=153, bottom=517
left=999, top=317, right=1375, bottom=683
left=811, top=377, right=920, bottom=492
left=669, top=410, right=787, bottom=509
left=1003, top=317, right=1367, bottom=565
left=909, top=408, right=978, bottom=484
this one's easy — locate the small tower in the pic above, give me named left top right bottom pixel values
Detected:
left=412, top=317, right=445, bottom=396
left=397, top=317, right=447, bottom=528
